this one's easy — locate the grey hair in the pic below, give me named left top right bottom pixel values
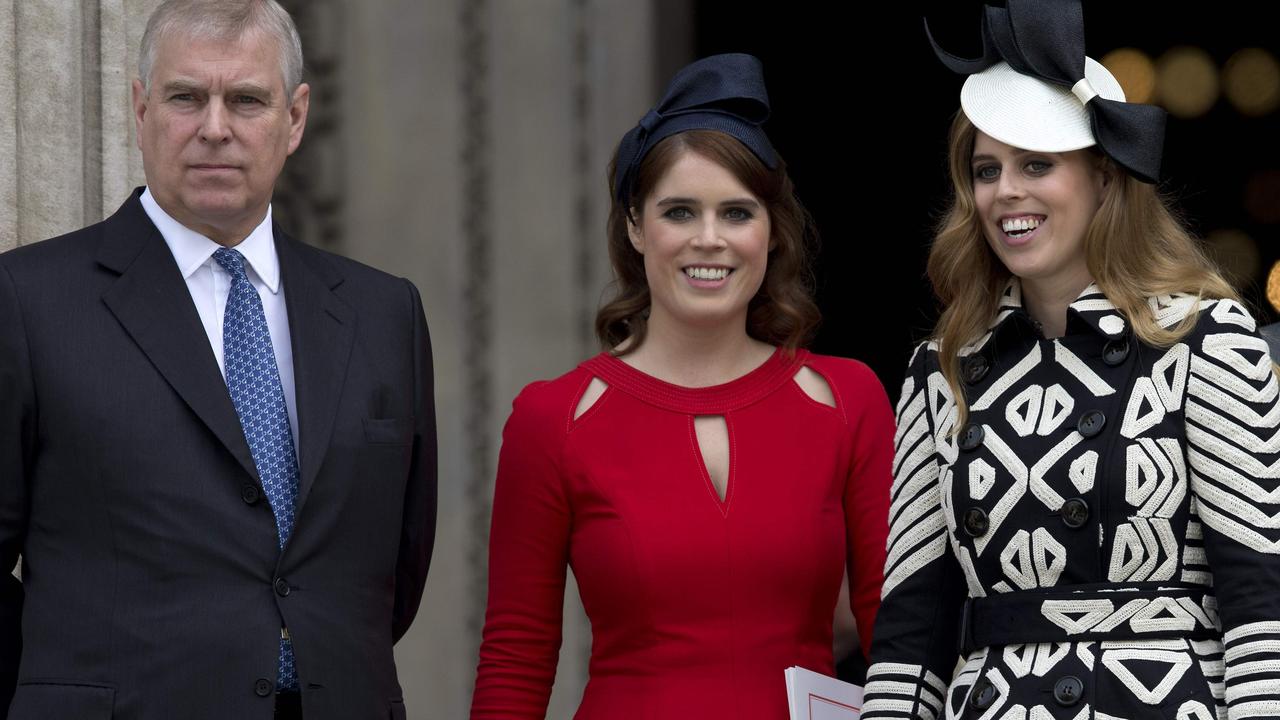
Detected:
left=139, top=0, right=304, bottom=95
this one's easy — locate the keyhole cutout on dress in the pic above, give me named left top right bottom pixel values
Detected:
left=793, top=366, right=836, bottom=408
left=574, top=377, right=609, bottom=420
left=695, top=415, right=730, bottom=503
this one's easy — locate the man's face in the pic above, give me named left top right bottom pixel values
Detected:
left=133, top=29, right=309, bottom=245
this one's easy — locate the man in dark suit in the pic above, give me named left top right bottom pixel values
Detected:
left=0, top=2, right=436, bottom=718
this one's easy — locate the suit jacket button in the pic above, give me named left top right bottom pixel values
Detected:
left=1061, top=498, right=1090, bottom=528
left=241, top=484, right=261, bottom=505
left=1053, top=675, right=1084, bottom=706
left=1103, top=338, right=1130, bottom=366
left=1077, top=410, right=1106, bottom=439
left=959, top=424, right=985, bottom=452
left=254, top=678, right=273, bottom=697
left=970, top=678, right=998, bottom=710
left=963, top=355, right=990, bottom=384
left=963, top=507, right=990, bottom=537
left=274, top=578, right=291, bottom=597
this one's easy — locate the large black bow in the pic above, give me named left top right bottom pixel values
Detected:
left=926, top=0, right=1166, bottom=183
left=613, top=53, right=777, bottom=209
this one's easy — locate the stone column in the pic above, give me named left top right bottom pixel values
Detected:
left=325, top=1, right=667, bottom=716
left=0, top=0, right=159, bottom=251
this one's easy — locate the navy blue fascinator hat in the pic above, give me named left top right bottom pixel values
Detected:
left=927, top=0, right=1166, bottom=183
left=612, top=53, right=777, bottom=211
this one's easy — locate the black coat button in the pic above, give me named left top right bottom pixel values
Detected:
left=274, top=578, right=291, bottom=597
left=1061, top=498, right=1090, bottom=528
left=1053, top=675, right=1084, bottom=706
left=254, top=678, right=273, bottom=697
left=959, top=424, right=985, bottom=452
left=963, top=507, right=990, bottom=537
left=1077, top=410, right=1106, bottom=438
left=1103, top=338, right=1130, bottom=366
left=241, top=484, right=261, bottom=505
left=963, top=355, right=990, bottom=385
left=970, top=678, right=998, bottom=710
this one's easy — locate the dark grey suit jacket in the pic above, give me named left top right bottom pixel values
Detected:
left=0, top=190, right=436, bottom=720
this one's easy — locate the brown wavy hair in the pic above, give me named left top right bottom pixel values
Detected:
left=931, top=112, right=1239, bottom=427
left=596, top=130, right=820, bottom=354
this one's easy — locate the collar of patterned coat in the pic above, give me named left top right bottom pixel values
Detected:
left=960, top=278, right=1130, bottom=356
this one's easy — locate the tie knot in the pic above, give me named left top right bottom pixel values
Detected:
left=213, top=247, right=249, bottom=281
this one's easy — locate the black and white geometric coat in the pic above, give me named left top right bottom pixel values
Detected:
left=863, top=281, right=1280, bottom=720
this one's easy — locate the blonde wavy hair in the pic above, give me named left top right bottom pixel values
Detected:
left=930, top=112, right=1239, bottom=427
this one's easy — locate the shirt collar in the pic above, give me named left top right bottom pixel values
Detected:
left=140, top=187, right=281, bottom=293
left=963, top=277, right=1129, bottom=355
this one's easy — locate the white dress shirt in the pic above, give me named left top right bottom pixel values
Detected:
left=140, top=188, right=299, bottom=452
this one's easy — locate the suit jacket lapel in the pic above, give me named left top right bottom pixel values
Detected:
left=98, top=192, right=261, bottom=483
left=276, top=230, right=354, bottom=514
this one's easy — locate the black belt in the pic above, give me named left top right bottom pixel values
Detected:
left=958, top=582, right=1220, bottom=655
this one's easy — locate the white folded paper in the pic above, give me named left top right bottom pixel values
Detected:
left=785, top=666, right=863, bottom=720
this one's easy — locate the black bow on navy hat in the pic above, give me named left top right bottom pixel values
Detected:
left=926, top=0, right=1167, bottom=184
left=613, top=53, right=777, bottom=210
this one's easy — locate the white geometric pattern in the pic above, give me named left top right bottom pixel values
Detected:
left=972, top=428, right=1029, bottom=556
left=1038, top=384, right=1075, bottom=435
left=1028, top=432, right=1082, bottom=511
left=883, top=367, right=949, bottom=599
left=1053, top=340, right=1116, bottom=397
left=1123, top=438, right=1186, bottom=517
left=1042, top=599, right=1115, bottom=634
left=1004, top=384, right=1075, bottom=437
left=1042, top=595, right=1216, bottom=638
left=1223, top=622, right=1280, bottom=716
left=862, top=662, right=946, bottom=719
left=970, top=458, right=997, bottom=501
left=947, top=650, right=986, bottom=720
left=1176, top=701, right=1216, bottom=720
left=999, top=529, right=1066, bottom=591
left=1002, top=642, right=1072, bottom=679
left=1099, top=315, right=1126, bottom=335
left=868, top=292, right=1280, bottom=719
left=1107, top=519, right=1179, bottom=582
left=1152, top=343, right=1190, bottom=411
left=1069, top=451, right=1097, bottom=494
left=1005, top=385, right=1043, bottom=437
left=1122, top=377, right=1166, bottom=438
left=1101, top=648, right=1192, bottom=704
left=1186, top=326, right=1280, bottom=555
left=973, top=345, right=1042, bottom=412
left=1211, top=298, right=1257, bottom=331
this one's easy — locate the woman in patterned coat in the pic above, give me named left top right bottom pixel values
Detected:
left=863, top=2, right=1280, bottom=719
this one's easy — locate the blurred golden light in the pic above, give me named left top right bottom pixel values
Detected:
left=1224, top=48, right=1280, bottom=117
left=1102, top=48, right=1156, bottom=104
left=1268, top=261, right=1280, bottom=314
left=1205, top=229, right=1260, bottom=289
left=1157, top=47, right=1219, bottom=118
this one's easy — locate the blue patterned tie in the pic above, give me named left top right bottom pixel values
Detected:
left=213, top=247, right=299, bottom=691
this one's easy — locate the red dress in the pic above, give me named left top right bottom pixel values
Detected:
left=471, top=349, right=894, bottom=719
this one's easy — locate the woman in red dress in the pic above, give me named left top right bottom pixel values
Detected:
left=470, top=53, right=894, bottom=719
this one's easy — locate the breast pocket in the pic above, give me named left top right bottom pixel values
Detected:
left=363, top=417, right=414, bottom=445
left=8, top=682, right=115, bottom=719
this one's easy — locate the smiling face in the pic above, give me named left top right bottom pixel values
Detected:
left=971, top=130, right=1107, bottom=293
left=133, top=28, right=309, bottom=245
left=628, top=149, right=771, bottom=334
